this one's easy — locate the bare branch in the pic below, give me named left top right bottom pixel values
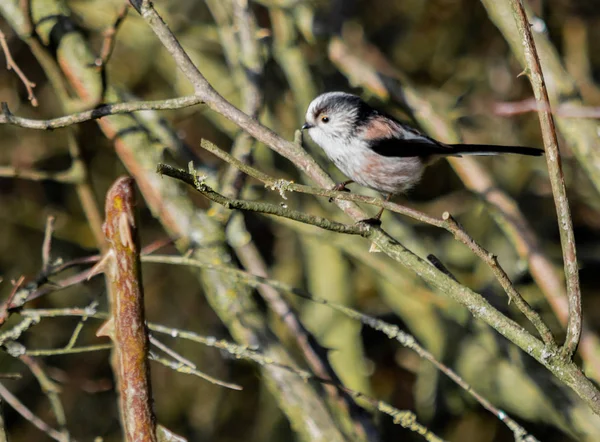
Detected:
left=508, top=0, right=582, bottom=359
left=91, top=4, right=129, bottom=70
left=0, top=97, right=202, bottom=129
left=149, top=353, right=242, bottom=391
left=0, top=382, right=63, bottom=441
left=494, top=98, right=600, bottom=118
left=142, top=254, right=538, bottom=441
left=0, top=29, right=37, bottom=106
left=157, top=163, right=367, bottom=236
left=18, top=355, right=69, bottom=441
left=193, top=139, right=556, bottom=346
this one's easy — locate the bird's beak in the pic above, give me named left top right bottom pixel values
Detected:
left=301, top=122, right=313, bottom=130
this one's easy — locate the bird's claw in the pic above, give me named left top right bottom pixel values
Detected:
left=329, top=182, right=351, bottom=202
left=356, top=217, right=382, bottom=227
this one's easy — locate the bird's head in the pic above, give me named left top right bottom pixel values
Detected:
left=302, top=92, right=372, bottom=146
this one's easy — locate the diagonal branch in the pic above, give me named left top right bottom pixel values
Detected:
left=508, top=0, right=582, bottom=359
left=157, top=163, right=367, bottom=236
left=192, top=139, right=556, bottom=346
left=0, top=29, right=37, bottom=106
left=141, top=253, right=539, bottom=442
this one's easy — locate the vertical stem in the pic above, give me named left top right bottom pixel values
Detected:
left=101, top=176, right=156, bottom=442
left=509, top=0, right=582, bottom=359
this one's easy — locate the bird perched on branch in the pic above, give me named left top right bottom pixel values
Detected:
left=302, top=92, right=543, bottom=221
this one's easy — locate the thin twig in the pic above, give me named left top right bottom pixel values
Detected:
left=157, top=163, right=368, bottom=236
left=91, top=4, right=128, bottom=69
left=149, top=335, right=196, bottom=369
left=141, top=254, right=537, bottom=441
left=0, top=382, right=64, bottom=441
left=227, top=214, right=378, bottom=440
left=494, top=98, right=600, bottom=118
left=149, top=353, right=242, bottom=391
left=0, top=29, right=37, bottom=106
left=509, top=0, right=582, bottom=359
left=25, top=344, right=113, bottom=356
left=64, top=301, right=98, bottom=350
left=0, top=276, right=24, bottom=325
left=0, top=96, right=203, bottom=128
left=41, top=216, right=56, bottom=271
left=18, top=355, right=69, bottom=441
left=20, top=307, right=443, bottom=441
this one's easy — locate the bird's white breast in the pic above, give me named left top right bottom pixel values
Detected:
left=308, top=129, right=424, bottom=194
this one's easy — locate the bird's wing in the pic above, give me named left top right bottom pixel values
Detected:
left=359, top=114, right=453, bottom=157
left=360, top=114, right=543, bottom=158
left=367, top=137, right=456, bottom=157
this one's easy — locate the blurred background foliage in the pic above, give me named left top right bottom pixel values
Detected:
left=1, top=0, right=600, bottom=441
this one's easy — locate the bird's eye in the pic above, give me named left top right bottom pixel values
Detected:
left=320, top=115, right=330, bottom=123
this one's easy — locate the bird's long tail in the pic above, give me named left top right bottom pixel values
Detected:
left=447, top=143, right=544, bottom=157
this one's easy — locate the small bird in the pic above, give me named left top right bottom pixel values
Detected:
left=302, top=92, right=543, bottom=220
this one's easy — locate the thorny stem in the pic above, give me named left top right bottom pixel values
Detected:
left=509, top=0, right=582, bottom=360
left=100, top=176, right=157, bottom=442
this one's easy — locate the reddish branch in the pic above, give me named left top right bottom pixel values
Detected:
left=494, top=98, right=600, bottom=119
left=92, top=4, right=129, bottom=69
left=98, top=176, right=157, bottom=442
left=0, top=29, right=37, bottom=106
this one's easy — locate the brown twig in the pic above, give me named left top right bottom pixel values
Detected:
left=0, top=382, right=64, bottom=441
left=509, top=0, right=582, bottom=360
left=494, top=98, right=600, bottom=118
left=0, top=29, right=37, bottom=106
left=18, top=355, right=69, bottom=441
left=98, top=176, right=157, bottom=442
left=0, top=276, right=25, bottom=326
left=91, top=4, right=128, bottom=70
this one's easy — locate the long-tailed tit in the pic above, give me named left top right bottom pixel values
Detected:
left=302, top=92, right=543, bottom=219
